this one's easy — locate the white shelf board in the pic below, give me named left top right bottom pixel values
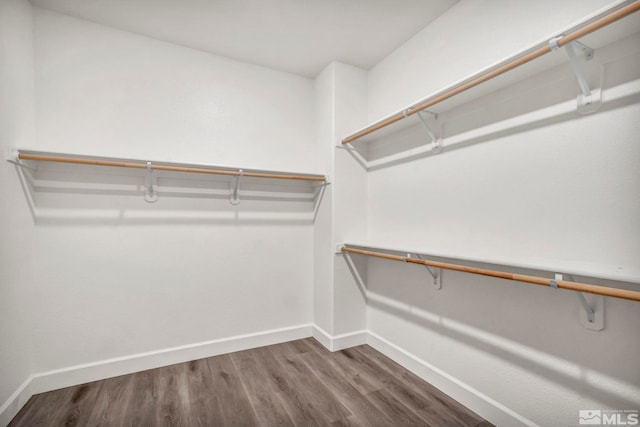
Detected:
left=340, top=241, right=640, bottom=285
left=13, top=148, right=327, bottom=182
left=342, top=0, right=640, bottom=146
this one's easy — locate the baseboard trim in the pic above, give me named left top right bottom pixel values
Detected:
left=0, top=375, right=35, bottom=427
left=312, top=325, right=368, bottom=351
left=367, top=331, right=536, bottom=427
left=1, top=326, right=531, bottom=427
left=0, top=323, right=313, bottom=426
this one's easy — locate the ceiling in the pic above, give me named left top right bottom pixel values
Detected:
left=29, top=0, right=458, bottom=77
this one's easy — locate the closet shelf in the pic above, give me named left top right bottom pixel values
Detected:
left=10, top=149, right=328, bottom=206
left=13, top=150, right=327, bottom=182
left=340, top=0, right=640, bottom=146
left=338, top=242, right=640, bottom=301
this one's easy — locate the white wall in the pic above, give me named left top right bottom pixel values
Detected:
left=3, top=1, right=639, bottom=426
left=331, top=63, right=368, bottom=336
left=313, top=64, right=336, bottom=336
left=361, top=1, right=640, bottom=425
left=313, top=62, right=368, bottom=344
left=27, top=8, right=316, bottom=375
left=34, top=8, right=318, bottom=172
left=367, top=0, right=621, bottom=121
left=0, top=0, right=36, bottom=421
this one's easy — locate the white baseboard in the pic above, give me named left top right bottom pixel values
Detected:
left=312, top=325, right=368, bottom=351
left=0, top=323, right=313, bottom=426
left=1, top=326, right=529, bottom=427
left=0, top=376, right=35, bottom=427
left=367, top=331, right=537, bottom=427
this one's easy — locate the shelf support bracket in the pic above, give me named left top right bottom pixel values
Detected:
left=406, top=253, right=442, bottom=289
left=571, top=40, right=594, bottom=61
left=576, top=291, right=595, bottom=324
left=415, top=110, right=442, bottom=153
left=230, top=169, right=243, bottom=205
left=550, top=37, right=600, bottom=113
left=144, top=162, right=158, bottom=203
left=554, top=273, right=603, bottom=331
left=564, top=42, right=592, bottom=102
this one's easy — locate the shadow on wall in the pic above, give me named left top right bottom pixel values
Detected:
left=348, top=34, right=640, bottom=171
left=10, top=160, right=327, bottom=225
left=339, top=253, right=640, bottom=411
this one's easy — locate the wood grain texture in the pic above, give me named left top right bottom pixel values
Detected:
left=229, top=349, right=294, bottom=427
left=296, top=341, right=394, bottom=426
left=352, top=346, right=484, bottom=427
left=122, top=369, right=159, bottom=427
left=9, top=339, right=492, bottom=426
left=206, top=354, right=260, bottom=427
left=85, top=373, right=134, bottom=427
left=183, top=359, right=222, bottom=427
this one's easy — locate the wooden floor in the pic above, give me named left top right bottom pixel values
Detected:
left=10, top=338, right=492, bottom=427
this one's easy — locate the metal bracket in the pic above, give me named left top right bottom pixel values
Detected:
left=550, top=37, right=601, bottom=114
left=5, top=147, right=31, bottom=169
left=554, top=273, right=604, bottom=331
left=564, top=42, right=592, bottom=102
left=416, top=110, right=442, bottom=153
left=572, top=40, right=594, bottom=61
left=313, top=179, right=332, bottom=188
left=230, top=169, right=243, bottom=205
left=6, top=146, right=18, bottom=163
left=144, top=162, right=158, bottom=203
left=412, top=253, right=442, bottom=289
left=576, top=292, right=595, bottom=324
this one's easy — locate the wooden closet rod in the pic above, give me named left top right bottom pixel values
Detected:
left=17, top=153, right=327, bottom=182
left=341, top=246, right=640, bottom=302
left=342, top=0, right=640, bottom=144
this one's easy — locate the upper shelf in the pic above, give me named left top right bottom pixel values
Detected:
left=340, top=0, right=640, bottom=146
left=340, top=241, right=640, bottom=285
left=13, top=149, right=327, bottom=183
left=9, top=149, right=328, bottom=210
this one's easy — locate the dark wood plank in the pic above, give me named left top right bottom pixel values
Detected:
left=206, top=353, right=260, bottom=427
left=9, top=387, right=74, bottom=427
left=153, top=362, right=191, bottom=427
left=183, top=358, right=224, bottom=427
left=353, top=345, right=490, bottom=427
left=276, top=386, right=326, bottom=427
left=9, top=339, right=492, bottom=427
left=341, top=346, right=471, bottom=426
left=297, top=346, right=395, bottom=427
left=56, top=381, right=104, bottom=427
left=269, top=342, right=352, bottom=424
left=301, top=336, right=330, bottom=353
left=251, top=345, right=324, bottom=427
left=7, top=396, right=38, bottom=427
left=331, top=415, right=365, bottom=427
left=85, top=373, right=134, bottom=426
left=251, top=345, right=293, bottom=394
left=121, top=368, right=158, bottom=427
left=365, top=389, right=431, bottom=427
left=288, top=338, right=314, bottom=355
left=230, top=349, right=294, bottom=427
left=318, top=344, right=384, bottom=395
